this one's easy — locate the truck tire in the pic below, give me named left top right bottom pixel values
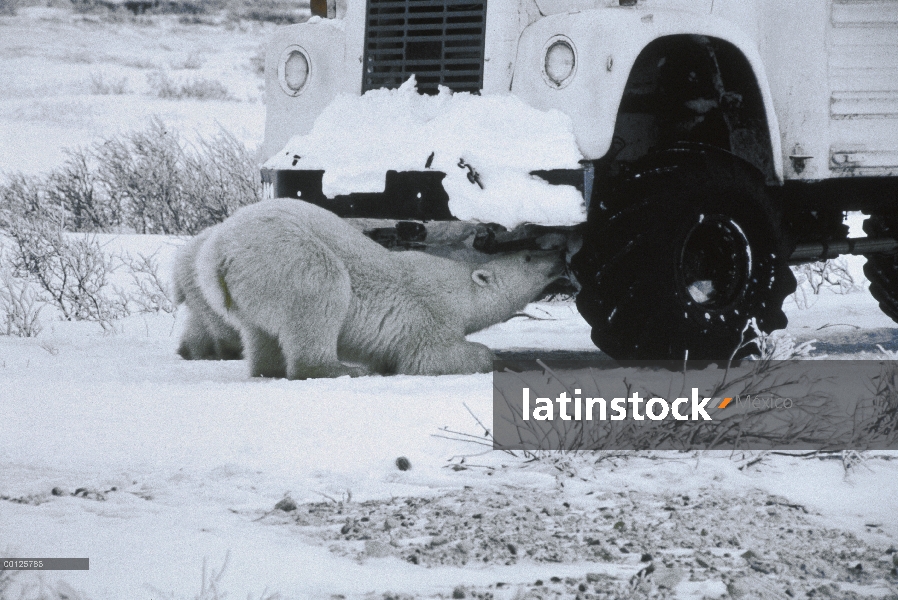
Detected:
left=571, top=148, right=796, bottom=361
left=862, top=215, right=898, bottom=322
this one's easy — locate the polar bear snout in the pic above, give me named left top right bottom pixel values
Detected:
left=531, top=250, right=568, bottom=280
left=509, top=250, right=568, bottom=284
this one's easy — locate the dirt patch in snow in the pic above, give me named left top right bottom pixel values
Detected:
left=256, top=484, right=898, bottom=599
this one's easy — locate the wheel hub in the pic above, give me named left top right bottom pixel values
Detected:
left=678, top=216, right=752, bottom=310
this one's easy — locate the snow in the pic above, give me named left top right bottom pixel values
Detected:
left=1, top=234, right=897, bottom=599
left=264, top=77, right=587, bottom=228
left=0, top=292, right=637, bottom=598
left=304, top=15, right=346, bottom=30
left=0, top=7, right=270, bottom=175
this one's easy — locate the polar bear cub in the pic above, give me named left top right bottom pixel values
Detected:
left=172, top=226, right=243, bottom=361
left=195, top=198, right=565, bottom=379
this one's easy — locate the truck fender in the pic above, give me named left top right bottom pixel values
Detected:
left=511, top=9, right=783, bottom=182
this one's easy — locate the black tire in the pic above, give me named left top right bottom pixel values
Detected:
left=862, top=215, right=898, bottom=322
left=571, top=148, right=796, bottom=361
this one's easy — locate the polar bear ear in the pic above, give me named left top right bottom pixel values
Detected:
left=472, top=269, right=494, bottom=287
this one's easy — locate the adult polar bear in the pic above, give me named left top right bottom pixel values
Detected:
left=194, top=198, right=565, bottom=379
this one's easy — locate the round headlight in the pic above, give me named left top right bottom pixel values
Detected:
left=544, top=38, right=576, bottom=88
left=279, top=46, right=310, bottom=96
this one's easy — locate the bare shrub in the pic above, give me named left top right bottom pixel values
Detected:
left=0, top=172, right=53, bottom=225
left=791, top=258, right=864, bottom=309
left=231, top=0, right=310, bottom=24
left=93, top=118, right=197, bottom=234
left=71, top=0, right=128, bottom=16
left=116, top=55, right=158, bottom=70
left=44, top=148, right=122, bottom=232
left=743, top=318, right=816, bottom=361
left=2, top=119, right=260, bottom=235
left=183, top=128, right=262, bottom=224
left=92, top=118, right=258, bottom=233
left=147, top=70, right=234, bottom=101
left=864, top=345, right=898, bottom=444
left=178, top=13, right=221, bottom=24
left=89, top=72, right=130, bottom=95
left=0, top=265, right=43, bottom=337
left=178, top=77, right=233, bottom=101
left=145, top=0, right=225, bottom=16
left=68, top=0, right=309, bottom=23
left=119, top=250, right=176, bottom=313
left=2, top=215, right=128, bottom=330
left=146, top=69, right=181, bottom=98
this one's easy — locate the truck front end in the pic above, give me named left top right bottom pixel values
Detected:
left=259, top=0, right=606, bottom=242
left=258, top=0, right=815, bottom=362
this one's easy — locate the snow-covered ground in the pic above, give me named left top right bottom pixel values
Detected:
left=0, top=6, right=269, bottom=175
left=1, top=7, right=897, bottom=600
left=1, top=239, right=896, bottom=599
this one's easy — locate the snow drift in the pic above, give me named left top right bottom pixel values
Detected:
left=264, top=77, right=587, bottom=228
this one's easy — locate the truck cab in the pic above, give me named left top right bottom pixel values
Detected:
left=260, top=0, right=898, bottom=361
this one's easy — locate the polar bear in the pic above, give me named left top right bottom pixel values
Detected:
left=172, top=226, right=243, bottom=361
left=195, top=198, right=565, bottom=379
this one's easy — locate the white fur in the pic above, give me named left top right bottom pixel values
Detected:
left=195, top=198, right=564, bottom=379
left=172, top=226, right=243, bottom=361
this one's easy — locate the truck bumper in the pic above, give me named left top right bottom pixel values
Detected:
left=260, top=165, right=594, bottom=222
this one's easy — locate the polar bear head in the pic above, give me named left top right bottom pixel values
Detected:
left=465, top=250, right=566, bottom=333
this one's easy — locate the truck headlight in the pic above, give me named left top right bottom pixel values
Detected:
left=543, top=37, right=576, bottom=88
left=279, top=46, right=310, bottom=96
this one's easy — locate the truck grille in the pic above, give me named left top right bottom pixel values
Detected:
left=362, top=0, right=487, bottom=95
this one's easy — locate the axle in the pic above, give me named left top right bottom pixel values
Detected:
left=788, top=237, right=898, bottom=264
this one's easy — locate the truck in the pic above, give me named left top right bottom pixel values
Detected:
left=258, top=0, right=898, bottom=361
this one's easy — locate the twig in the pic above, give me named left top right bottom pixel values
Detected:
left=462, top=402, right=491, bottom=437
left=506, top=312, right=558, bottom=322
left=431, top=433, right=493, bottom=448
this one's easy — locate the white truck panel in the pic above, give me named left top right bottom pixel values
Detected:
left=262, top=22, right=351, bottom=160
left=754, top=1, right=831, bottom=180
left=828, top=0, right=898, bottom=176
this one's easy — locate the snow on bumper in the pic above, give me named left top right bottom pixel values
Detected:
left=262, top=78, right=588, bottom=229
